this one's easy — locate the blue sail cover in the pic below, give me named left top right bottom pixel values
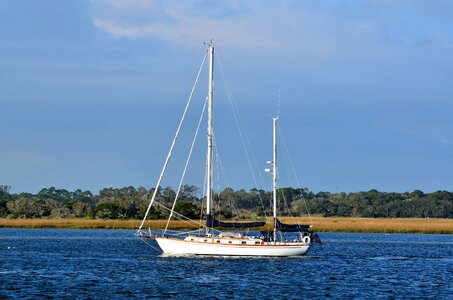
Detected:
left=275, top=218, right=310, bottom=232
left=206, top=214, right=266, bottom=229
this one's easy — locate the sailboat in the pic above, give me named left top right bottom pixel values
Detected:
left=137, top=42, right=314, bottom=256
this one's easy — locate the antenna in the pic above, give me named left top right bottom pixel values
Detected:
left=269, top=87, right=282, bottom=120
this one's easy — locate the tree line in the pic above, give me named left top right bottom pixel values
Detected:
left=1, top=185, right=452, bottom=219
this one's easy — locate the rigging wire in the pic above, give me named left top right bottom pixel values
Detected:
left=138, top=51, right=208, bottom=231
left=164, top=97, right=208, bottom=234
left=137, top=236, right=161, bottom=252
left=214, top=135, right=221, bottom=221
left=154, top=200, right=204, bottom=228
left=277, top=124, right=313, bottom=225
left=138, top=202, right=201, bottom=238
left=277, top=123, right=296, bottom=216
left=212, top=135, right=242, bottom=221
left=215, top=49, right=269, bottom=220
left=200, top=149, right=208, bottom=227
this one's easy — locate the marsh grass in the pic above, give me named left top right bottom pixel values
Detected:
left=0, top=219, right=193, bottom=230
left=1, top=217, right=452, bottom=233
left=286, top=216, right=453, bottom=234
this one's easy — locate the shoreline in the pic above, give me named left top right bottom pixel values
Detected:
left=1, top=217, right=453, bottom=234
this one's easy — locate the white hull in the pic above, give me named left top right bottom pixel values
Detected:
left=155, top=236, right=310, bottom=257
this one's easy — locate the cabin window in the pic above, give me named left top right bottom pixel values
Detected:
left=228, top=241, right=232, bottom=244
left=203, top=239, right=207, bottom=242
left=190, top=239, right=194, bottom=241
left=241, top=241, right=246, bottom=244
left=216, top=240, right=220, bottom=243
left=255, top=241, right=260, bottom=245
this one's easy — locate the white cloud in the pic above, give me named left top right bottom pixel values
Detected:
left=90, top=0, right=453, bottom=59
left=90, top=0, right=453, bottom=101
left=90, top=0, right=339, bottom=54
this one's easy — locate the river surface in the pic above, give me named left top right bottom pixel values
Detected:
left=1, top=229, right=452, bottom=299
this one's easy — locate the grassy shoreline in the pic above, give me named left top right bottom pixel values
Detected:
left=1, top=217, right=453, bottom=234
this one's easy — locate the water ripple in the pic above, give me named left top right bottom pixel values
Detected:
left=1, top=229, right=452, bottom=299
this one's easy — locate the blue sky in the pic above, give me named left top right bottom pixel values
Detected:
left=1, top=0, right=452, bottom=194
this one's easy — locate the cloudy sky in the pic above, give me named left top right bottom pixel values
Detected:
left=1, top=0, right=452, bottom=194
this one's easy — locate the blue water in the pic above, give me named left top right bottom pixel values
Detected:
left=1, top=229, right=452, bottom=299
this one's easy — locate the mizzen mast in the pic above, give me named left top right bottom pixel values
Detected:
left=272, top=116, right=278, bottom=241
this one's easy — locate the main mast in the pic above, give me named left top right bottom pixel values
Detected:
left=206, top=42, right=214, bottom=230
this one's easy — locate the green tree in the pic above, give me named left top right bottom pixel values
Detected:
left=174, top=201, right=201, bottom=219
left=96, top=202, right=125, bottom=219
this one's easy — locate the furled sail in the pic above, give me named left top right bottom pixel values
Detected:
left=275, top=218, right=310, bottom=232
left=206, top=214, right=265, bottom=229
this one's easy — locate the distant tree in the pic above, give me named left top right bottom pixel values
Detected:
left=410, top=190, right=424, bottom=199
left=12, top=192, right=33, bottom=200
left=1, top=185, right=452, bottom=220
left=0, top=185, right=11, bottom=199
left=0, top=199, right=8, bottom=217
left=215, top=208, right=234, bottom=219
left=0, top=185, right=11, bottom=217
left=69, top=201, right=94, bottom=218
left=162, top=187, right=176, bottom=204
left=6, top=198, right=57, bottom=218
left=180, top=185, right=199, bottom=201
left=174, top=201, right=201, bottom=219
left=37, top=187, right=72, bottom=203
left=96, top=202, right=125, bottom=219
left=72, top=189, right=95, bottom=205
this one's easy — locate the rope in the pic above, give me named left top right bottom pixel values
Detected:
left=138, top=51, right=207, bottom=231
